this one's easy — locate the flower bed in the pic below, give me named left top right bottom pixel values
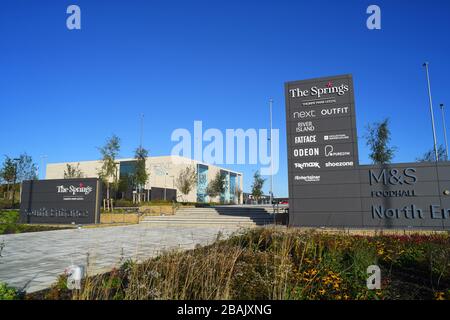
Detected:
left=26, top=227, right=450, bottom=300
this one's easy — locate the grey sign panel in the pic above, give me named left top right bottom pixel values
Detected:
left=288, top=163, right=450, bottom=229
left=290, top=212, right=365, bottom=228
left=291, top=184, right=362, bottom=198
left=291, top=198, right=362, bottom=213
left=285, top=75, right=450, bottom=230
left=20, top=178, right=101, bottom=224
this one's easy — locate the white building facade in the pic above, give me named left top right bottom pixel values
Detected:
left=46, top=156, right=243, bottom=203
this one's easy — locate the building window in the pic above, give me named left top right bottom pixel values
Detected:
left=119, top=161, right=137, bottom=178
left=197, top=164, right=208, bottom=203
left=220, top=170, right=230, bottom=204
left=230, top=173, right=237, bottom=204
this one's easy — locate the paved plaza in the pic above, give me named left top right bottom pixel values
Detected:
left=0, top=224, right=243, bottom=293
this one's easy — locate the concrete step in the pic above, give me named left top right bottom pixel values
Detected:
left=140, top=214, right=274, bottom=226
left=174, top=214, right=273, bottom=219
left=141, top=221, right=272, bottom=225
left=176, top=209, right=272, bottom=212
left=175, top=208, right=274, bottom=214
left=141, top=216, right=273, bottom=221
left=140, top=219, right=273, bottom=226
left=147, top=207, right=277, bottom=226
left=175, top=211, right=271, bottom=215
left=141, top=223, right=266, bottom=227
left=179, top=207, right=272, bottom=211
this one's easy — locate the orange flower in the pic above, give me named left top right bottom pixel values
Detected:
left=435, top=292, right=445, bottom=300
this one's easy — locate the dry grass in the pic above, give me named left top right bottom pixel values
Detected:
left=99, top=213, right=140, bottom=224
left=28, top=227, right=450, bottom=300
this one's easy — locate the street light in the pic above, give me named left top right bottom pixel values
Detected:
left=440, top=103, right=449, bottom=161
left=140, top=113, right=144, bottom=148
left=423, top=62, right=439, bottom=162
left=269, top=98, right=274, bottom=205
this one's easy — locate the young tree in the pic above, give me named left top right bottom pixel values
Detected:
left=206, top=172, right=225, bottom=203
left=205, top=184, right=218, bottom=201
left=175, top=165, right=197, bottom=201
left=0, top=157, right=16, bottom=200
left=251, top=170, right=266, bottom=203
left=98, top=135, right=121, bottom=211
left=4, top=153, right=38, bottom=208
left=133, top=146, right=149, bottom=203
left=63, top=163, right=84, bottom=178
left=365, top=118, right=396, bottom=164
left=416, top=144, right=447, bottom=162
left=15, top=153, right=38, bottom=182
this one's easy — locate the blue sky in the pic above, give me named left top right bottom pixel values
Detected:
left=1, top=0, right=450, bottom=197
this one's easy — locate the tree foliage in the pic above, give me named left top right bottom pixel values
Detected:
left=0, top=157, right=16, bottom=185
left=63, top=163, right=84, bottom=178
left=175, top=165, right=197, bottom=198
left=133, top=147, right=149, bottom=189
left=0, top=157, right=17, bottom=200
left=0, top=154, right=37, bottom=204
left=251, top=170, right=266, bottom=200
left=14, top=153, right=38, bottom=182
left=365, top=118, right=396, bottom=164
left=98, top=135, right=121, bottom=199
left=416, top=144, right=447, bottom=162
left=206, top=172, right=225, bottom=200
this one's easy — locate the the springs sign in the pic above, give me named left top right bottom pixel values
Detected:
left=285, top=74, right=450, bottom=230
left=20, top=178, right=101, bottom=224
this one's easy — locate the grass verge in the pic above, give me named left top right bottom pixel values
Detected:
left=0, top=210, right=73, bottom=235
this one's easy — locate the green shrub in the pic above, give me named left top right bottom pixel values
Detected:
left=0, top=210, right=19, bottom=234
left=0, top=210, right=72, bottom=234
left=0, top=210, right=19, bottom=224
left=0, top=282, right=20, bottom=300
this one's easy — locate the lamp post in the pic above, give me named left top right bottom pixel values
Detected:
left=140, top=113, right=144, bottom=148
left=423, top=62, right=439, bottom=162
left=440, top=103, right=449, bottom=161
left=269, top=98, right=273, bottom=205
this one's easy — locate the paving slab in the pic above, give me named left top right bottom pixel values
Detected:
left=0, top=224, right=244, bottom=293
